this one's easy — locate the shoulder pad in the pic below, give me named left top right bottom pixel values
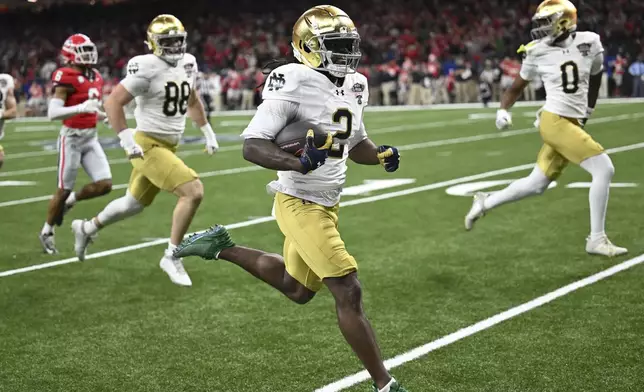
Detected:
left=261, top=63, right=307, bottom=100
left=52, top=67, right=79, bottom=86
left=518, top=40, right=539, bottom=55
left=0, top=74, right=14, bottom=89
left=126, top=55, right=160, bottom=79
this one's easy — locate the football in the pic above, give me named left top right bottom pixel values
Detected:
left=274, top=121, right=329, bottom=156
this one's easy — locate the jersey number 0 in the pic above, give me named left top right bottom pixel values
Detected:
left=163, top=81, right=191, bottom=116
left=560, top=61, right=579, bottom=94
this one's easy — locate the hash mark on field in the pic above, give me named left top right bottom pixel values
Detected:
left=315, top=253, right=644, bottom=391
left=1, top=141, right=643, bottom=278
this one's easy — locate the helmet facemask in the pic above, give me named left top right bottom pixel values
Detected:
left=530, top=11, right=576, bottom=43
left=148, top=32, right=187, bottom=63
left=74, top=43, right=98, bottom=65
left=295, top=32, right=361, bottom=77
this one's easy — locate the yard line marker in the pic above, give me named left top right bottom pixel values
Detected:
left=315, top=252, right=644, bottom=391
left=1, top=141, right=642, bottom=278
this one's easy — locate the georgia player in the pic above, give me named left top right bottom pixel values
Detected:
left=0, top=73, right=18, bottom=170
left=39, top=34, right=113, bottom=255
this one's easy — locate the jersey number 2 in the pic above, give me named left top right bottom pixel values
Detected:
left=163, top=81, right=191, bottom=116
left=329, top=108, right=353, bottom=159
left=560, top=61, right=579, bottom=94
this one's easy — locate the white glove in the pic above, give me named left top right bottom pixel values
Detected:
left=118, top=128, right=144, bottom=159
left=76, top=99, right=102, bottom=115
left=496, top=109, right=512, bottom=130
left=96, top=111, right=107, bottom=121
left=533, top=107, right=544, bottom=128
left=201, top=123, right=219, bottom=155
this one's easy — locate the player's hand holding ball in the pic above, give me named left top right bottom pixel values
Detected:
left=496, top=109, right=512, bottom=130
left=118, top=128, right=144, bottom=159
left=299, top=130, right=332, bottom=174
left=377, top=145, right=400, bottom=172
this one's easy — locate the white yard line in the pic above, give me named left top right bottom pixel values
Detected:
left=1, top=141, right=642, bottom=278
left=315, top=252, right=644, bottom=392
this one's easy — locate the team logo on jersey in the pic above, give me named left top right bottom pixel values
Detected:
left=351, top=83, right=365, bottom=93
left=577, top=43, right=592, bottom=57
left=335, top=89, right=345, bottom=96
left=267, top=73, right=286, bottom=91
left=0, top=79, right=6, bottom=88
left=128, top=62, right=139, bottom=75
left=184, top=63, right=195, bottom=77
left=78, top=76, right=85, bottom=84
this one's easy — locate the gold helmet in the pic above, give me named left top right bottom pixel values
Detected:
left=531, top=0, right=577, bottom=42
left=292, top=5, right=361, bottom=77
left=145, top=14, right=187, bottom=63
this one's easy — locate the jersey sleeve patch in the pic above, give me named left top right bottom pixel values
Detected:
left=121, top=56, right=154, bottom=96
left=261, top=65, right=302, bottom=102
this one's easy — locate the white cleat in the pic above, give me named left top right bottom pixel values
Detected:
left=38, top=232, right=58, bottom=255
left=586, top=235, right=628, bottom=257
left=160, top=253, right=192, bottom=287
left=71, top=219, right=94, bottom=261
left=465, top=192, right=489, bottom=231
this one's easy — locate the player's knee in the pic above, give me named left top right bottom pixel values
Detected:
left=330, top=274, right=363, bottom=312
left=176, top=179, right=204, bottom=204
left=124, top=193, right=145, bottom=214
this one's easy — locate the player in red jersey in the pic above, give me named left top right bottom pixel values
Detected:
left=39, top=34, right=113, bottom=255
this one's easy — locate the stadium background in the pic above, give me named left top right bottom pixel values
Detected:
left=1, top=0, right=644, bottom=116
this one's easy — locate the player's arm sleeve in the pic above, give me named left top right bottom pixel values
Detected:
left=120, top=59, right=152, bottom=97
left=241, top=99, right=299, bottom=140
left=261, top=67, right=302, bottom=103
left=591, top=52, right=605, bottom=75
left=348, top=120, right=369, bottom=151
left=518, top=51, right=538, bottom=81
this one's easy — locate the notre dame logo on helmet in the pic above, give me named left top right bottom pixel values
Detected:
left=267, top=73, right=286, bottom=91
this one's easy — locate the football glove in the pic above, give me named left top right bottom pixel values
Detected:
left=118, top=128, right=144, bottom=159
left=201, top=123, right=219, bottom=155
left=299, top=130, right=332, bottom=174
left=496, top=109, right=512, bottom=130
left=580, top=107, right=594, bottom=128
left=76, top=99, right=102, bottom=115
left=377, top=145, right=400, bottom=172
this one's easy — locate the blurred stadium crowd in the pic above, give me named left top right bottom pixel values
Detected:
left=2, top=0, right=644, bottom=116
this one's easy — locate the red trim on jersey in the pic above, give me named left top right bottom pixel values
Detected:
left=58, top=136, right=66, bottom=189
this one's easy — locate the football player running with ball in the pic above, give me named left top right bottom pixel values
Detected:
left=465, top=0, right=627, bottom=257
left=39, top=34, right=113, bottom=255
left=173, top=6, right=406, bottom=392
left=71, top=15, right=220, bottom=286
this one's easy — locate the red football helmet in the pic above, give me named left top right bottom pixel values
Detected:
left=61, top=34, right=98, bottom=65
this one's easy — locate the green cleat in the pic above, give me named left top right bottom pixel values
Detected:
left=173, top=225, right=235, bottom=260
left=372, top=380, right=408, bottom=392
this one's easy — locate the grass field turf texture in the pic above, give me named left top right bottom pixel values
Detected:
left=1, top=103, right=643, bottom=391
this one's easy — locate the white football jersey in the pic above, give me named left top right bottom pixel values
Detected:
left=520, top=32, right=604, bottom=118
left=120, top=53, right=198, bottom=144
left=0, top=73, right=14, bottom=110
left=242, top=63, right=370, bottom=207
left=0, top=73, right=15, bottom=133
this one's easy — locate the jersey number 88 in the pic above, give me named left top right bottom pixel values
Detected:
left=163, top=81, right=191, bottom=116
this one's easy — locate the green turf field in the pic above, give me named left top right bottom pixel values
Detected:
left=1, top=104, right=643, bottom=392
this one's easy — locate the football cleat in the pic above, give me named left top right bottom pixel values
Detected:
left=160, top=252, right=192, bottom=287
left=585, top=235, right=628, bottom=257
left=173, top=225, right=235, bottom=260
left=71, top=219, right=94, bottom=261
left=38, top=232, right=58, bottom=255
left=464, top=192, right=489, bottom=231
left=372, top=380, right=409, bottom=392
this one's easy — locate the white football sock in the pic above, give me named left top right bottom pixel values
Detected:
left=65, top=191, right=77, bottom=206
left=95, top=191, right=144, bottom=225
left=379, top=378, right=396, bottom=392
left=580, top=153, right=614, bottom=239
left=484, top=166, right=551, bottom=210
left=41, top=222, right=54, bottom=235
left=166, top=243, right=178, bottom=257
left=82, top=218, right=101, bottom=236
